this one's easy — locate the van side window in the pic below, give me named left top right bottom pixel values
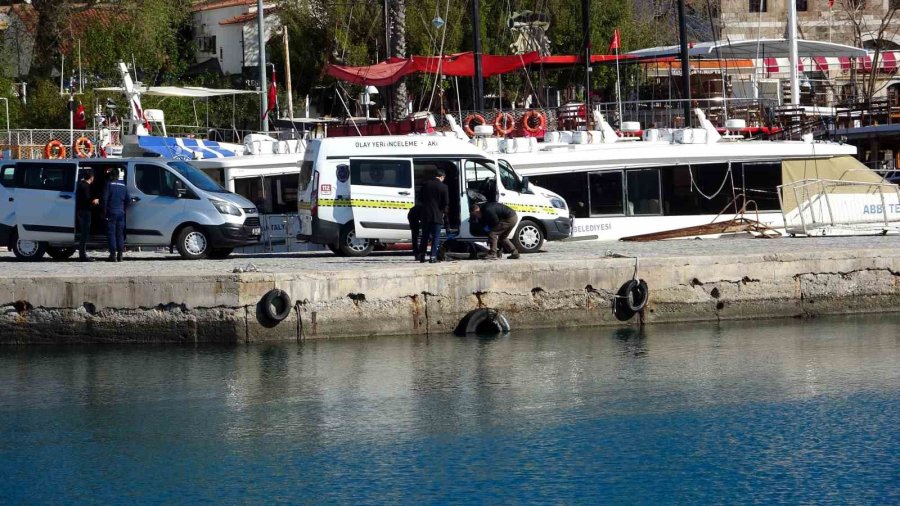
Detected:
left=350, top=159, right=412, bottom=188
left=1, top=166, right=16, bottom=188
left=136, top=164, right=178, bottom=196
left=15, top=163, right=75, bottom=191
left=298, top=161, right=314, bottom=191
left=465, top=159, right=497, bottom=202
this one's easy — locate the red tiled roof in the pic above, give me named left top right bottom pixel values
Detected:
left=7, top=4, right=125, bottom=44
left=191, top=0, right=256, bottom=13
left=219, top=6, right=278, bottom=25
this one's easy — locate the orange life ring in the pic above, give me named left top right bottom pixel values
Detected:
left=521, top=110, right=547, bottom=135
left=493, top=112, right=516, bottom=136
left=463, top=113, right=486, bottom=137
left=45, top=140, right=66, bottom=159
left=74, top=136, right=94, bottom=158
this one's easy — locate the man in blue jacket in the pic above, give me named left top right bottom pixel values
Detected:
left=103, top=169, right=130, bottom=262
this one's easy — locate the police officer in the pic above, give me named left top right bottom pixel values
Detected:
left=103, top=168, right=130, bottom=262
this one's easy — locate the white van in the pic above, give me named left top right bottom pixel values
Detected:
left=0, top=158, right=261, bottom=260
left=296, top=136, right=571, bottom=256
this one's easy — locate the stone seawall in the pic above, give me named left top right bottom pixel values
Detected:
left=2, top=247, right=897, bottom=343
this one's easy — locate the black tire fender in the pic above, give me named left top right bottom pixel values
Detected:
left=260, top=289, right=292, bottom=323
left=454, top=308, right=511, bottom=336
left=623, top=279, right=649, bottom=312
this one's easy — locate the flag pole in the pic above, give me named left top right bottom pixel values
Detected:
left=615, top=42, right=623, bottom=125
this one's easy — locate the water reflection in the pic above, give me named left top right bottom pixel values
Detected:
left=0, top=315, right=898, bottom=503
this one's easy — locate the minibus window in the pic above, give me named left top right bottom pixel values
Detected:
left=167, top=161, right=227, bottom=193
left=498, top=160, right=523, bottom=193
left=350, top=159, right=412, bottom=188
left=1, top=166, right=16, bottom=187
left=298, top=161, right=314, bottom=191
left=16, top=163, right=75, bottom=192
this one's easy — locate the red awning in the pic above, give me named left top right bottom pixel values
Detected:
left=326, top=51, right=641, bottom=85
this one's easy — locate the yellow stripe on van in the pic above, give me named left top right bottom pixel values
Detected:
left=318, top=199, right=413, bottom=210
left=507, top=204, right=557, bottom=214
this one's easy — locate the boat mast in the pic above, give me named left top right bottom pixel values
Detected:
left=582, top=0, right=591, bottom=123
left=676, top=0, right=691, bottom=125
left=256, top=0, right=269, bottom=133
left=472, top=0, right=485, bottom=112
left=788, top=0, right=800, bottom=106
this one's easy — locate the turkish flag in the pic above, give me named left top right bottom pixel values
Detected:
left=609, top=29, right=621, bottom=53
left=73, top=103, right=87, bottom=130
left=262, top=68, right=277, bottom=120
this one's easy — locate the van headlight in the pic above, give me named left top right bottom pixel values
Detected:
left=550, top=197, right=567, bottom=210
left=210, top=199, right=242, bottom=216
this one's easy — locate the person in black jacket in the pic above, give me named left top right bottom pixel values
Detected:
left=103, top=169, right=130, bottom=262
left=417, top=169, right=449, bottom=263
left=471, top=202, right=520, bottom=260
left=75, top=169, right=99, bottom=262
left=407, top=202, right=422, bottom=258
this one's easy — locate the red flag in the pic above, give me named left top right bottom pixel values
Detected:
left=262, top=68, right=277, bottom=120
left=609, top=29, right=621, bottom=53
left=73, top=103, right=87, bottom=129
left=828, top=0, right=834, bottom=7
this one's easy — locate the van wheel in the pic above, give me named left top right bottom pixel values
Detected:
left=11, top=232, right=46, bottom=261
left=513, top=219, right=544, bottom=253
left=175, top=226, right=210, bottom=260
left=339, top=223, right=373, bottom=257
left=208, top=248, right=233, bottom=259
left=46, top=246, right=77, bottom=260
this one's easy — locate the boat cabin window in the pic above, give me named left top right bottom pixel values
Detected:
left=739, top=162, right=781, bottom=211
left=497, top=160, right=524, bottom=193
left=589, top=171, right=625, bottom=216
left=350, top=159, right=412, bottom=189
left=530, top=173, right=590, bottom=218
left=465, top=159, right=497, bottom=202
left=626, top=169, right=662, bottom=215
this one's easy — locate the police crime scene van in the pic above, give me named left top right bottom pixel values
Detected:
left=296, top=136, right=571, bottom=256
left=0, top=158, right=261, bottom=260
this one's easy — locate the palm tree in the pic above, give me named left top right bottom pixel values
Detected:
left=389, top=0, right=409, bottom=118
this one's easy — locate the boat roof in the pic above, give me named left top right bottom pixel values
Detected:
left=627, top=39, right=868, bottom=59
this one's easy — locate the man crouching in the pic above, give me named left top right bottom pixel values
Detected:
left=471, top=202, right=520, bottom=260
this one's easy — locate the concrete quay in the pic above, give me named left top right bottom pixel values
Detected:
left=1, top=236, right=899, bottom=343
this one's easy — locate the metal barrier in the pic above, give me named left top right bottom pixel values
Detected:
left=778, top=179, right=900, bottom=235
left=0, top=128, right=117, bottom=159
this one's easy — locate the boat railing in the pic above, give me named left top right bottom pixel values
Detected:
left=777, top=178, right=900, bottom=235
left=0, top=128, right=114, bottom=159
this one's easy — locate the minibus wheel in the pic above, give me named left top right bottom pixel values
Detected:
left=10, top=232, right=46, bottom=261
left=339, top=223, right=373, bottom=257
left=175, top=226, right=210, bottom=260
left=512, top=219, right=544, bottom=253
left=46, top=246, right=77, bottom=260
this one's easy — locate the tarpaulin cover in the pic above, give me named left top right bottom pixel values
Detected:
left=136, top=136, right=238, bottom=159
left=780, top=156, right=885, bottom=213
left=327, top=51, right=542, bottom=86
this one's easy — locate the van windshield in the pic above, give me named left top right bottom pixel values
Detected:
left=168, top=161, right=227, bottom=193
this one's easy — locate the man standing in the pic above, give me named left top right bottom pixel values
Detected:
left=417, top=169, right=449, bottom=263
left=75, top=169, right=99, bottom=262
left=471, top=202, right=520, bottom=260
left=407, top=202, right=422, bottom=258
left=103, top=168, right=130, bottom=262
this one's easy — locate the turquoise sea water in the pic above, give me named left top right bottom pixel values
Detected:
left=1, top=315, right=898, bottom=504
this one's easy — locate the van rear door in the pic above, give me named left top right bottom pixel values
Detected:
left=349, top=158, right=414, bottom=240
left=14, top=161, right=77, bottom=243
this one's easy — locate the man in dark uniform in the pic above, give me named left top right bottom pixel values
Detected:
left=417, top=169, right=449, bottom=263
left=471, top=201, right=520, bottom=260
left=407, top=202, right=422, bottom=258
left=103, top=168, right=130, bottom=262
left=75, top=169, right=99, bottom=262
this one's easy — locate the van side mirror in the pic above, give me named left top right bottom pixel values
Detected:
left=174, top=179, right=187, bottom=198
left=521, top=175, right=530, bottom=193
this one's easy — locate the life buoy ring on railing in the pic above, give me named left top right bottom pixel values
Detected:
left=45, top=140, right=66, bottom=159
left=74, top=136, right=94, bottom=158
left=493, top=112, right=516, bottom=136
left=463, top=113, right=487, bottom=137
left=521, top=110, right=547, bottom=135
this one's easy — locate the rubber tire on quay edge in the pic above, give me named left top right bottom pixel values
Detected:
left=261, top=289, right=292, bottom=323
left=46, top=246, right=77, bottom=260
left=454, top=308, right=511, bottom=337
left=11, top=232, right=46, bottom=260
left=512, top=219, right=544, bottom=253
left=338, top=223, right=374, bottom=257
left=175, top=226, right=210, bottom=260
left=624, top=279, right=649, bottom=312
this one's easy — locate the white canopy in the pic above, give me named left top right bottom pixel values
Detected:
left=94, top=85, right=259, bottom=97
left=627, top=39, right=868, bottom=59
